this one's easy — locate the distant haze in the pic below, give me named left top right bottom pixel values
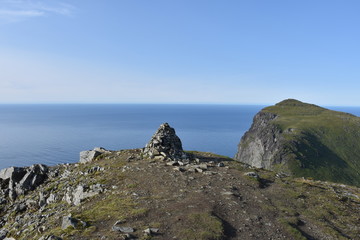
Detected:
left=1, top=1, right=360, bottom=106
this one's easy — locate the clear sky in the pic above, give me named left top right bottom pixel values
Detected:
left=1, top=0, right=360, bottom=105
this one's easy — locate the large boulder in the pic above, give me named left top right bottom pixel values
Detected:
left=0, top=164, right=48, bottom=200
left=79, top=147, right=109, bottom=164
left=143, top=123, right=186, bottom=161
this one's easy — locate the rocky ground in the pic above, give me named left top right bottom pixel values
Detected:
left=0, top=123, right=359, bottom=240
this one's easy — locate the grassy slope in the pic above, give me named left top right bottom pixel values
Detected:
left=262, top=99, right=360, bottom=186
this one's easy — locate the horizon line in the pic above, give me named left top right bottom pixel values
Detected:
left=0, top=102, right=359, bottom=107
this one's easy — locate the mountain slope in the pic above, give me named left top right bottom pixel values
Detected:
left=0, top=149, right=360, bottom=240
left=235, top=99, right=360, bottom=186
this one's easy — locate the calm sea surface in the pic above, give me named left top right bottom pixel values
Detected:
left=0, top=104, right=359, bottom=170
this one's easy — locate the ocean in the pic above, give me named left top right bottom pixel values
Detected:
left=0, top=104, right=359, bottom=170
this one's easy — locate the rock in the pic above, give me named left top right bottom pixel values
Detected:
left=11, top=164, right=48, bottom=199
left=93, top=147, right=110, bottom=153
left=46, top=193, right=58, bottom=204
left=166, top=161, right=178, bottom=166
left=235, top=111, right=280, bottom=169
left=244, top=172, right=260, bottom=179
left=61, top=215, right=86, bottom=229
left=14, top=202, right=27, bottom=213
left=143, top=123, right=186, bottom=160
left=112, top=226, right=134, bottom=233
left=79, top=149, right=102, bottom=164
left=144, top=228, right=159, bottom=235
left=217, top=162, right=225, bottom=167
left=0, top=164, right=48, bottom=200
left=39, top=236, right=62, bottom=240
left=173, top=167, right=185, bottom=172
left=72, top=184, right=103, bottom=206
left=0, top=167, right=27, bottom=182
left=0, top=229, right=8, bottom=240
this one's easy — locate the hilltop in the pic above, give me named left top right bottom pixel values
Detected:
left=235, top=99, right=360, bottom=187
left=0, top=123, right=358, bottom=240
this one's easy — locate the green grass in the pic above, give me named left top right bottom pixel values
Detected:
left=179, top=212, right=224, bottom=240
left=261, top=99, right=360, bottom=186
left=75, top=194, right=148, bottom=223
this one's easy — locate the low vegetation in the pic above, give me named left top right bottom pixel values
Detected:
left=262, top=99, right=360, bottom=186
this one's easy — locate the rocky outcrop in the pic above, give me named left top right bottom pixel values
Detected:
left=0, top=164, right=48, bottom=200
left=235, top=111, right=286, bottom=169
left=143, top=123, right=187, bottom=161
left=79, top=147, right=110, bottom=164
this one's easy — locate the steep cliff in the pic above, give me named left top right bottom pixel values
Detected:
left=235, top=99, right=360, bottom=186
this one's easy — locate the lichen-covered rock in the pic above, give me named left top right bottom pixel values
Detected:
left=143, top=123, right=186, bottom=161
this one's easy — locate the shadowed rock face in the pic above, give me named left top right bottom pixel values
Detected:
left=235, top=111, right=284, bottom=169
left=143, top=123, right=186, bottom=160
left=0, top=164, right=48, bottom=200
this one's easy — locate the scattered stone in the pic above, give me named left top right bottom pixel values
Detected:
left=217, top=162, right=225, bottom=167
left=0, top=229, right=8, bottom=240
left=144, top=228, right=159, bottom=235
left=166, top=161, right=178, bottom=166
left=72, top=184, right=104, bottom=206
left=61, top=215, right=86, bottom=229
left=221, top=191, right=234, bottom=195
left=199, top=163, right=208, bottom=170
left=112, top=226, right=135, bottom=233
left=46, top=193, right=58, bottom=204
left=173, top=167, right=185, bottom=172
left=153, top=155, right=165, bottom=161
left=39, top=235, right=62, bottom=240
left=244, top=172, right=260, bottom=179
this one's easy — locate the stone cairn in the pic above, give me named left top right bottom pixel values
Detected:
left=143, top=123, right=187, bottom=161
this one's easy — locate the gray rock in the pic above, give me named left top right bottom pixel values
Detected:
left=144, top=228, right=159, bottom=235
left=235, top=111, right=281, bottom=169
left=72, top=184, right=103, bottom=206
left=0, top=164, right=48, bottom=200
left=79, top=149, right=102, bottom=164
left=61, top=216, right=86, bottom=229
left=0, top=229, right=8, bottom=240
left=112, top=226, right=134, bottom=233
left=46, top=193, right=58, bottom=204
left=217, top=162, right=225, bottom=167
left=39, top=236, right=62, bottom=240
left=143, top=123, right=186, bottom=160
left=244, top=172, right=260, bottom=179
left=0, top=167, right=26, bottom=182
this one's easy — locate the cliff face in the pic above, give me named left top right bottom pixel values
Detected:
left=235, top=111, right=283, bottom=169
left=235, top=99, right=360, bottom=187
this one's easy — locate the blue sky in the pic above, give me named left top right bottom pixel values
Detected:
left=1, top=1, right=360, bottom=105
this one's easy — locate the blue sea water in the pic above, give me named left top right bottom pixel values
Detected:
left=0, top=104, right=359, bottom=170
left=0, top=104, right=264, bottom=169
